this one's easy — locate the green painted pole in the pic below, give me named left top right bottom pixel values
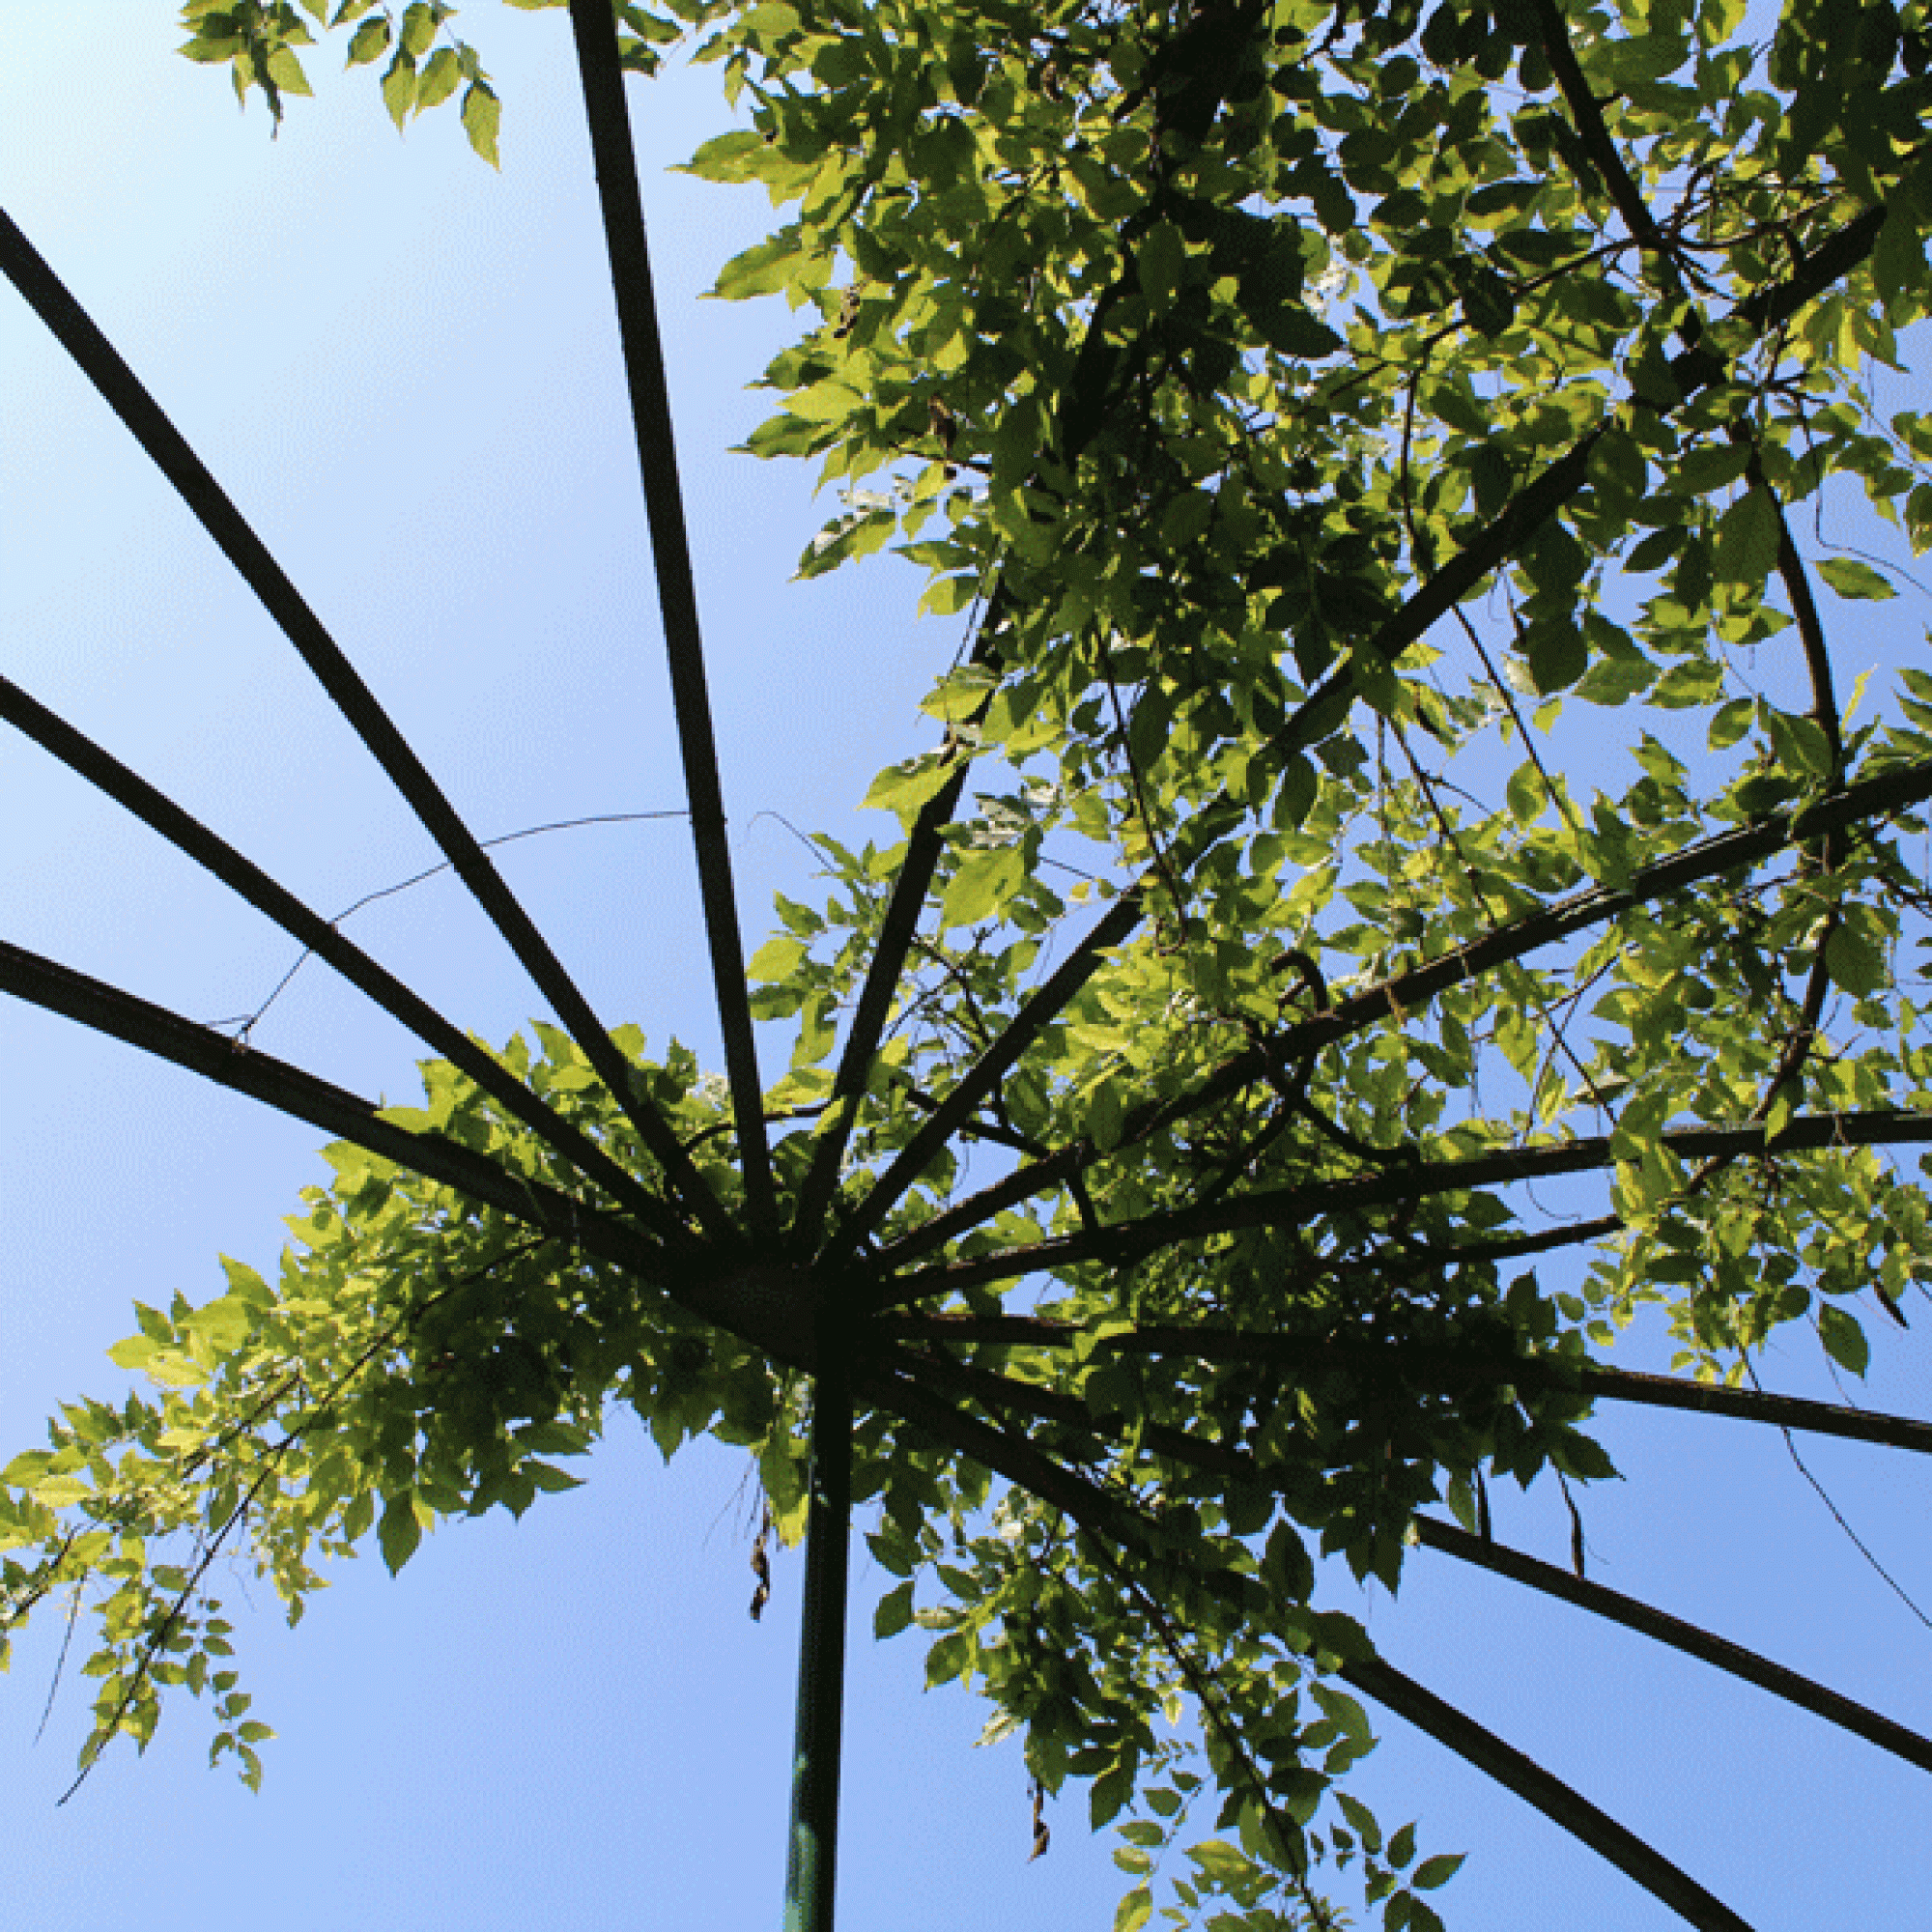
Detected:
left=782, top=1362, right=852, bottom=1932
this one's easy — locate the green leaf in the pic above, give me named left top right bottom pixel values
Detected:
left=1818, top=1303, right=1870, bottom=1377
left=940, top=843, right=1024, bottom=928
left=1459, top=263, right=1517, bottom=339
left=1825, top=917, right=1886, bottom=996
left=747, top=935, right=808, bottom=982
left=1113, top=1886, right=1153, bottom=1932
left=685, top=129, right=770, bottom=184
left=1586, top=427, right=1646, bottom=508
left=1814, top=555, right=1896, bottom=600
left=923, top=1628, right=973, bottom=1686
left=1160, top=490, right=1214, bottom=552
left=1523, top=619, right=1586, bottom=695
left=180, top=34, right=245, bottom=66
left=461, top=81, right=500, bottom=167
left=862, top=752, right=957, bottom=828
left=1504, top=760, right=1546, bottom=825
left=416, top=46, right=462, bottom=111
left=265, top=46, right=313, bottom=97
left=1262, top=307, right=1345, bottom=358
left=1087, top=1077, right=1125, bottom=1152
left=1763, top=706, right=1833, bottom=779
left=873, top=1580, right=914, bottom=1638
left=345, top=14, right=391, bottom=65
left=397, top=2, right=439, bottom=59
left=382, top=51, right=418, bottom=129
left=1874, top=201, right=1928, bottom=305
left=1711, top=489, right=1779, bottom=586
left=1336, top=1791, right=1381, bottom=1855
left=1137, top=220, right=1186, bottom=314
left=917, top=573, right=980, bottom=617
left=1708, top=696, right=1753, bottom=750
left=106, top=1333, right=162, bottom=1372
left=1412, top=1853, right=1466, bottom=1890
left=378, top=1494, right=423, bottom=1574
left=1669, top=442, right=1751, bottom=495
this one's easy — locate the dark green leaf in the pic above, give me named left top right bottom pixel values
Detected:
left=1818, top=1303, right=1870, bottom=1377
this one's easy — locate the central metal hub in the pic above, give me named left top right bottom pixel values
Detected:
left=690, top=1256, right=853, bottom=1373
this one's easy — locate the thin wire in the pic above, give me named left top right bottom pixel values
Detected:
left=202, top=810, right=689, bottom=1038
left=1747, top=1358, right=1932, bottom=1633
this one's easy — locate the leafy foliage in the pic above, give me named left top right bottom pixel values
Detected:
left=12, top=0, right=1932, bottom=1924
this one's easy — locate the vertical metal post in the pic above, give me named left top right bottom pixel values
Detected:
left=782, top=1362, right=852, bottom=1932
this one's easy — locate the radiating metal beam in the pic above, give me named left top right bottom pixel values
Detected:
left=886, top=1350, right=1932, bottom=1776
left=877, top=1312, right=1932, bottom=1457
left=566, top=0, right=777, bottom=1237
left=0, top=669, right=693, bottom=1246
left=1413, top=1516, right=1932, bottom=1775
left=0, top=200, right=733, bottom=1243
left=865, top=1367, right=1757, bottom=1931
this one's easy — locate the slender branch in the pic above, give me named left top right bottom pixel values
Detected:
left=0, top=670, right=693, bottom=1246
left=1754, top=1360, right=1932, bottom=1634
left=57, top=1451, right=282, bottom=1804
left=0, top=199, right=733, bottom=1242
left=1413, top=1517, right=1932, bottom=1774
left=877, top=753, right=1932, bottom=1267
left=207, top=810, right=692, bottom=1038
left=51, top=1233, right=552, bottom=1801
left=1386, top=715, right=1610, bottom=1114
left=1757, top=460, right=1843, bottom=775
left=1530, top=0, right=1683, bottom=276
left=1104, top=1552, right=1341, bottom=1931
left=1685, top=928, right=1835, bottom=1201
left=568, top=0, right=776, bottom=1236
left=876, top=1313, right=1932, bottom=1456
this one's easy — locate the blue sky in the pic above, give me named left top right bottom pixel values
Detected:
left=1, top=10, right=1928, bottom=1930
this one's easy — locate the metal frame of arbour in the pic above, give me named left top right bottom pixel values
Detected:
left=4, top=5, right=1932, bottom=1931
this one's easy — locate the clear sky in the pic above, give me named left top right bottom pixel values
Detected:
left=1, top=10, right=1927, bottom=1931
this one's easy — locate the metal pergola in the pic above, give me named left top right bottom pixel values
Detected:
left=4, top=7, right=1932, bottom=1929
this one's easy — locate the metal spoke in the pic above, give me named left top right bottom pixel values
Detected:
left=822, top=888, right=1145, bottom=1261
left=877, top=1313, right=1932, bottom=1457
left=883, top=1350, right=1932, bottom=1773
left=566, top=0, right=776, bottom=1236
left=1414, top=1517, right=1932, bottom=1775
left=0, top=669, right=694, bottom=1246
left=789, top=756, right=974, bottom=1252
left=0, top=200, right=731, bottom=1243
left=1340, top=1656, right=1755, bottom=1932
left=0, top=933, right=668, bottom=1276
left=867, top=1108, right=1932, bottom=1299
left=867, top=1365, right=1756, bottom=1931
